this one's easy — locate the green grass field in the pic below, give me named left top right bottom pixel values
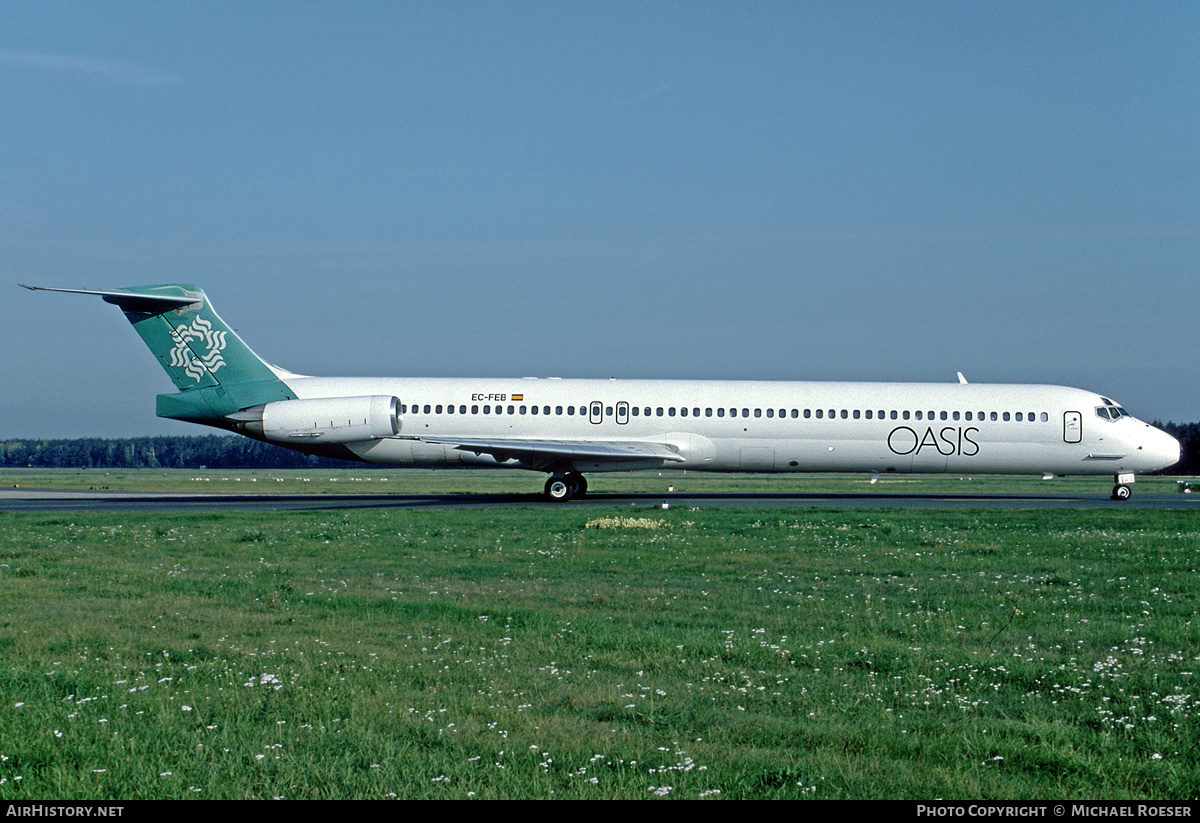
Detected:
left=1, top=473, right=1198, bottom=798
left=2, top=466, right=1193, bottom=497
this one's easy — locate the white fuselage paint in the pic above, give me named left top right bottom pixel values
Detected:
left=279, top=376, right=1181, bottom=477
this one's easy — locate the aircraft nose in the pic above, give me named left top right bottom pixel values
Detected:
left=1144, top=426, right=1182, bottom=471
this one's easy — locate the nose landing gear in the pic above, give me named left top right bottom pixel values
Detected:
left=1111, top=472, right=1135, bottom=501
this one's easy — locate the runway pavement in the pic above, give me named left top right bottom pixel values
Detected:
left=2, top=487, right=1197, bottom=512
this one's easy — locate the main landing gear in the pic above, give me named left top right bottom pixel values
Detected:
left=1111, top=472, right=1134, bottom=501
left=544, top=471, right=587, bottom=502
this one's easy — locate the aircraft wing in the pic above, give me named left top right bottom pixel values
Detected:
left=403, top=435, right=685, bottom=467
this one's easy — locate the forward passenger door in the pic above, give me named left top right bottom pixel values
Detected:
left=1063, top=411, right=1082, bottom=444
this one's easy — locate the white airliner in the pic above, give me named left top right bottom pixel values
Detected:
left=24, top=283, right=1181, bottom=501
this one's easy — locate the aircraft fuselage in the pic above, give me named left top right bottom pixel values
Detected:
left=274, top=376, right=1180, bottom=480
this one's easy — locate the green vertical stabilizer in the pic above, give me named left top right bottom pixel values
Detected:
left=23, top=283, right=296, bottom=423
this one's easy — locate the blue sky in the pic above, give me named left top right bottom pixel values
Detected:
left=2, top=1, right=1197, bottom=438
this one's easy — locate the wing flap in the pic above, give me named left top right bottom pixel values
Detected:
left=405, top=435, right=685, bottom=465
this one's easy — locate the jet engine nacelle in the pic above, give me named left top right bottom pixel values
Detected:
left=258, top=395, right=401, bottom=443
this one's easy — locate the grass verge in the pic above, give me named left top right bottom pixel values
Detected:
left=1, top=505, right=1197, bottom=798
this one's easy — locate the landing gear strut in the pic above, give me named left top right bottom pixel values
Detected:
left=544, top=471, right=587, bottom=502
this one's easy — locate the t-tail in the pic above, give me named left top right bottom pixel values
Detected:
left=20, top=284, right=297, bottom=427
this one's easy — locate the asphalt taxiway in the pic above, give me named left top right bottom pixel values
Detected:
left=2, top=487, right=1196, bottom=513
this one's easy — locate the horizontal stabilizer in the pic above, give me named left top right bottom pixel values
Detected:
left=20, top=284, right=200, bottom=314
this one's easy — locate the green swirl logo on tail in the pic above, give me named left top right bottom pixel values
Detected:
left=168, top=317, right=227, bottom=382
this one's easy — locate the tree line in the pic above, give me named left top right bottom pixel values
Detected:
left=0, top=435, right=361, bottom=470
left=1155, top=421, right=1200, bottom=475
left=2, top=423, right=1196, bottom=474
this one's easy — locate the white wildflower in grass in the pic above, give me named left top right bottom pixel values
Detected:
left=245, top=673, right=284, bottom=690
left=585, top=517, right=665, bottom=530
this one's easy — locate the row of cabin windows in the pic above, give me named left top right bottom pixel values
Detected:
left=401, top=403, right=1051, bottom=423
